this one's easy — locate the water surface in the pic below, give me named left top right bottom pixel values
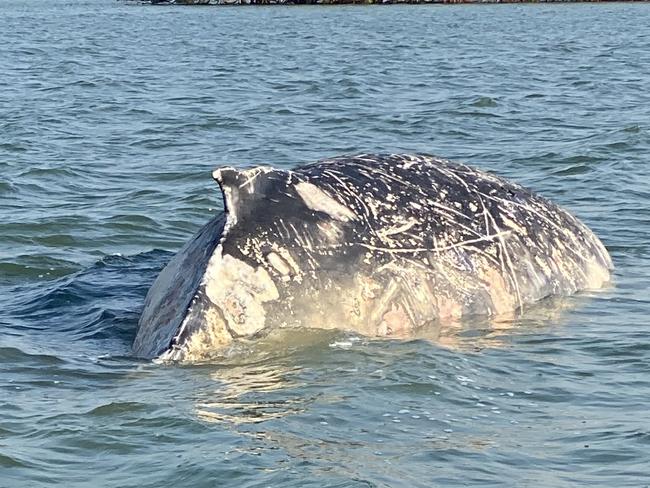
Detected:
left=2, top=1, right=650, bottom=486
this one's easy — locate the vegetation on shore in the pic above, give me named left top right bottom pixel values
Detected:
left=151, top=0, right=623, bottom=5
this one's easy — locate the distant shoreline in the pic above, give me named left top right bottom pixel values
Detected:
left=148, top=0, right=647, bottom=5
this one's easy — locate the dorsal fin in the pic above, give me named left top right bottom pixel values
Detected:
left=212, top=166, right=278, bottom=225
left=212, top=167, right=243, bottom=223
left=212, top=166, right=241, bottom=188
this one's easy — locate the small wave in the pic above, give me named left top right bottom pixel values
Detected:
left=0, top=142, right=27, bottom=153
left=0, top=346, right=66, bottom=365
left=622, top=124, right=641, bottom=133
left=602, top=140, right=633, bottom=151
left=551, top=160, right=595, bottom=176
left=0, top=256, right=81, bottom=282
left=5, top=250, right=172, bottom=356
left=101, top=214, right=160, bottom=232
left=73, top=307, right=141, bottom=341
left=469, top=96, right=498, bottom=108
left=16, top=166, right=90, bottom=179
left=459, top=110, right=501, bottom=119
left=0, top=453, right=28, bottom=469
left=87, top=401, right=148, bottom=416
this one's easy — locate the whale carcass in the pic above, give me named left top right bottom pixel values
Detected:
left=132, top=154, right=612, bottom=360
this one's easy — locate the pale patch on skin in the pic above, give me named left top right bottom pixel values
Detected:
left=479, top=266, right=516, bottom=315
left=179, top=307, right=233, bottom=362
left=158, top=298, right=234, bottom=362
left=337, top=266, right=442, bottom=338
left=265, top=247, right=303, bottom=283
left=266, top=251, right=292, bottom=277
left=435, top=295, right=463, bottom=320
left=204, top=250, right=279, bottom=337
left=297, top=274, right=407, bottom=338
left=211, top=167, right=233, bottom=184
left=583, top=257, right=612, bottom=289
left=273, top=246, right=302, bottom=278
left=550, top=246, right=578, bottom=294
left=377, top=303, right=412, bottom=337
left=295, top=181, right=356, bottom=222
left=316, top=221, right=344, bottom=245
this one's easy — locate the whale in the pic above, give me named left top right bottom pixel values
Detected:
left=132, top=154, right=612, bottom=361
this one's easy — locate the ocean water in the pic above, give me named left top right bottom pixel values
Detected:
left=2, top=0, right=650, bottom=486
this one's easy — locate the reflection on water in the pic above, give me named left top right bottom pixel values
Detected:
left=193, top=346, right=311, bottom=424
left=448, top=290, right=613, bottom=351
left=192, top=328, right=367, bottom=425
left=192, top=292, right=589, bottom=426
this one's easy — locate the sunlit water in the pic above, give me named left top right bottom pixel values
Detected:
left=2, top=1, right=650, bottom=486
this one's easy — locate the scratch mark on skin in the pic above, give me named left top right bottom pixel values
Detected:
left=475, top=193, right=508, bottom=280
left=321, top=170, right=371, bottom=217
left=483, top=193, right=591, bottom=261
left=483, top=199, right=523, bottom=311
left=378, top=218, right=418, bottom=239
left=429, top=200, right=474, bottom=222
left=288, top=222, right=307, bottom=249
left=320, top=169, right=379, bottom=236
left=346, top=161, right=426, bottom=195
left=237, top=166, right=274, bottom=192
left=277, top=219, right=291, bottom=241
left=358, top=231, right=512, bottom=254
left=483, top=193, right=524, bottom=312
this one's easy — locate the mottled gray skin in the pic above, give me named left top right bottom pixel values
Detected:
left=133, top=154, right=612, bottom=361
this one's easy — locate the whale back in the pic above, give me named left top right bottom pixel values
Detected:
left=133, top=154, right=612, bottom=360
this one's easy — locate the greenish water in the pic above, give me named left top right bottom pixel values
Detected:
left=2, top=1, right=650, bottom=486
